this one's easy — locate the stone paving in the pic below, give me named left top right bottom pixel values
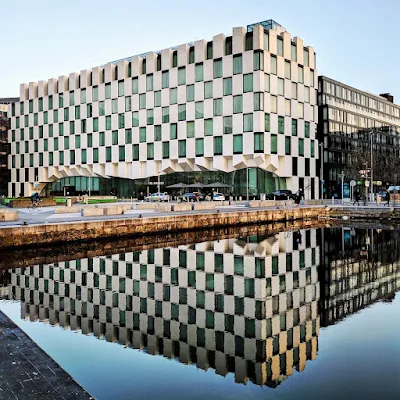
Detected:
left=0, top=311, right=93, bottom=400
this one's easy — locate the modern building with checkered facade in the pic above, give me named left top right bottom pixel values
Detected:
left=8, top=19, right=318, bottom=198
left=9, top=229, right=320, bottom=387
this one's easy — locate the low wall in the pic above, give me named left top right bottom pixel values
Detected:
left=0, top=210, right=18, bottom=221
left=135, top=203, right=155, bottom=210
left=103, top=207, right=125, bottom=216
left=172, top=203, right=193, bottom=212
left=193, top=202, right=215, bottom=211
left=9, top=198, right=57, bottom=208
left=155, top=204, right=172, bottom=212
left=81, top=208, right=104, bottom=217
left=55, top=206, right=81, bottom=214
left=0, top=207, right=323, bottom=248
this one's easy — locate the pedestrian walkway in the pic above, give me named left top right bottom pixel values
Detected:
left=0, top=311, right=92, bottom=400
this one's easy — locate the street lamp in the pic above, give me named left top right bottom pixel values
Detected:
left=320, top=142, right=324, bottom=200
left=369, top=130, right=373, bottom=202
left=340, top=170, right=345, bottom=203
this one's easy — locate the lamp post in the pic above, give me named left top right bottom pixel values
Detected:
left=340, top=170, right=345, bottom=204
left=364, top=162, right=368, bottom=206
left=320, top=142, right=324, bottom=200
left=370, top=130, right=373, bottom=202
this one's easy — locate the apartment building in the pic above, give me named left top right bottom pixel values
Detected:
left=8, top=19, right=319, bottom=198
left=318, top=76, right=400, bottom=198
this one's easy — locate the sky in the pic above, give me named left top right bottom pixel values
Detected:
left=1, top=0, right=399, bottom=101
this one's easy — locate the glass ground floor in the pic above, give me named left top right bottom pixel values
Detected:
left=43, top=168, right=287, bottom=198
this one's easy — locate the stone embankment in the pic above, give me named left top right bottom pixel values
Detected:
left=323, top=206, right=400, bottom=220
left=0, top=207, right=322, bottom=249
left=0, top=218, right=330, bottom=270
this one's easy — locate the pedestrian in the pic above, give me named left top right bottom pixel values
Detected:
left=295, top=190, right=301, bottom=207
left=385, top=190, right=391, bottom=206
left=353, top=190, right=361, bottom=206
left=138, top=192, right=145, bottom=202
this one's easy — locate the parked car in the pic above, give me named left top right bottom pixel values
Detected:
left=213, top=193, right=225, bottom=201
left=388, top=186, right=400, bottom=193
left=179, top=192, right=201, bottom=202
left=145, top=192, right=169, bottom=202
left=272, top=190, right=295, bottom=200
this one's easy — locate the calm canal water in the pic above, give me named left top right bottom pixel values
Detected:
left=0, top=226, right=399, bottom=400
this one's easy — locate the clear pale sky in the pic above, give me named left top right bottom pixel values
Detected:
left=1, top=0, right=399, bottom=101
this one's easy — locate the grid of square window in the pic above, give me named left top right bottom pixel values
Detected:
left=8, top=23, right=318, bottom=198
left=9, top=228, right=320, bottom=387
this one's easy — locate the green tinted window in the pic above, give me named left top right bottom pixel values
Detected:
left=178, top=67, right=186, bottom=85
left=285, top=137, right=291, bottom=155
left=214, top=136, right=223, bottom=155
left=132, top=78, right=139, bottom=94
left=146, top=75, right=153, bottom=91
left=233, top=55, right=242, bottom=74
left=204, top=81, right=213, bottom=99
left=195, top=138, right=204, bottom=156
left=243, top=74, right=253, bottom=92
left=254, top=133, right=264, bottom=152
left=233, top=95, right=242, bottom=113
left=195, top=102, right=203, bottom=119
left=223, top=116, right=232, bottom=134
left=195, top=63, right=203, bottom=82
left=154, top=91, right=161, bottom=107
left=265, top=113, right=270, bottom=132
left=223, top=78, right=232, bottom=96
left=243, top=114, right=253, bottom=132
left=186, top=85, right=194, bottom=102
left=204, top=119, right=213, bottom=136
left=305, top=121, right=310, bottom=138
left=186, top=121, right=195, bottom=138
left=213, top=59, right=222, bottom=78
left=271, top=134, right=278, bottom=154
left=233, top=135, right=243, bottom=153
left=178, top=140, right=186, bottom=157
left=278, top=116, right=285, bottom=134
left=162, top=71, right=169, bottom=88
left=133, top=144, right=139, bottom=161
left=140, top=127, right=146, bottom=142
left=213, top=98, right=222, bottom=116
left=105, top=84, right=111, bottom=99
left=132, top=112, right=139, bottom=127
left=170, top=123, right=177, bottom=139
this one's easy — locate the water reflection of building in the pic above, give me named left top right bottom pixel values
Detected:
left=319, top=228, right=400, bottom=326
left=9, top=229, right=320, bottom=387
left=0, top=270, right=11, bottom=299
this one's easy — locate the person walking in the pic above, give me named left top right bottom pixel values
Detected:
left=294, top=190, right=301, bottom=207
left=353, top=190, right=361, bottom=206
left=385, top=190, right=391, bottom=206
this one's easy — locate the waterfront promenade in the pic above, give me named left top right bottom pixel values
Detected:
left=0, top=202, right=324, bottom=248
